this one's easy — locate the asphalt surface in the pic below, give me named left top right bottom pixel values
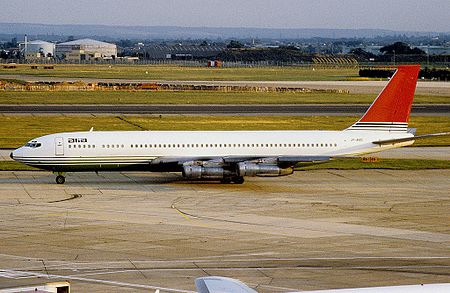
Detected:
left=1, top=170, right=449, bottom=292
left=1, top=104, right=449, bottom=115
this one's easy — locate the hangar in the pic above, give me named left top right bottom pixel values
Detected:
left=55, top=38, right=117, bottom=61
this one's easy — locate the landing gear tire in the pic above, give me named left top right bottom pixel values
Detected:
left=220, top=177, right=232, bottom=184
left=232, top=176, right=245, bottom=184
left=56, top=175, right=66, bottom=185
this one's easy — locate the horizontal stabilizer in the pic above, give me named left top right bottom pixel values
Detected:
left=196, top=276, right=258, bottom=293
left=372, top=132, right=450, bottom=145
left=277, top=156, right=330, bottom=164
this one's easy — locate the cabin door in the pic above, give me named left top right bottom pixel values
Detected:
left=55, top=137, right=64, bottom=156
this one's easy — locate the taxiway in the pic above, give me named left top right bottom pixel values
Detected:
left=0, top=170, right=449, bottom=292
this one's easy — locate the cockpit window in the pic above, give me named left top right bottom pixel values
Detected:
left=25, top=141, right=42, bottom=148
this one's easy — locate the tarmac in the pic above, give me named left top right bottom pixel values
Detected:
left=0, top=104, right=448, bottom=116
left=0, top=169, right=449, bottom=292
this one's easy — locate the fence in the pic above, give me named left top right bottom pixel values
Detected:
left=1, top=58, right=449, bottom=68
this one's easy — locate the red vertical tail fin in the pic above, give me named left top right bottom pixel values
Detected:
left=347, top=65, right=420, bottom=132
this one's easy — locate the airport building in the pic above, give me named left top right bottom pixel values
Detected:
left=20, top=40, right=55, bottom=60
left=55, top=38, right=117, bottom=61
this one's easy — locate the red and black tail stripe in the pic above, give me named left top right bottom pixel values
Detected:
left=347, top=122, right=408, bottom=132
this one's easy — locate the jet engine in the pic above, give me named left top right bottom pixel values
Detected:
left=182, top=165, right=233, bottom=179
left=237, top=162, right=293, bottom=177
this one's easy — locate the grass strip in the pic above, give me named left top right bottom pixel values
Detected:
left=0, top=65, right=359, bottom=81
left=0, top=115, right=448, bottom=149
left=0, top=161, right=41, bottom=171
left=296, top=158, right=450, bottom=171
left=0, top=90, right=448, bottom=104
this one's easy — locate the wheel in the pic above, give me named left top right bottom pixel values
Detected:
left=220, top=177, right=232, bottom=184
left=232, top=176, right=244, bottom=184
left=56, top=175, right=66, bottom=184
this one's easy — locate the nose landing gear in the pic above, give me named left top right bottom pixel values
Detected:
left=55, top=173, right=66, bottom=184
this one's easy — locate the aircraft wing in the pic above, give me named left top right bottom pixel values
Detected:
left=151, top=155, right=330, bottom=168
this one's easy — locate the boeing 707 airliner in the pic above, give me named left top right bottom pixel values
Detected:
left=11, top=65, right=447, bottom=184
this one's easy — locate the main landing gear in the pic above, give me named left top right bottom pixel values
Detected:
left=231, top=176, right=245, bottom=184
left=219, top=176, right=244, bottom=184
left=55, top=173, right=66, bottom=184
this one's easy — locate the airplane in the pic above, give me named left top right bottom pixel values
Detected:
left=195, top=276, right=450, bottom=293
left=10, top=65, right=448, bottom=184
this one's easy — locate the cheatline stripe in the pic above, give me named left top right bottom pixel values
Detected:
left=23, top=162, right=149, bottom=166
left=18, top=161, right=152, bottom=165
left=350, top=125, right=407, bottom=129
left=351, top=125, right=407, bottom=128
left=14, top=156, right=157, bottom=160
left=347, top=128, right=408, bottom=132
left=354, top=122, right=408, bottom=125
left=19, top=160, right=151, bottom=163
left=13, top=157, right=156, bottom=161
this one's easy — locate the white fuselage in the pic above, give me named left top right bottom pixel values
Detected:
left=12, top=130, right=413, bottom=172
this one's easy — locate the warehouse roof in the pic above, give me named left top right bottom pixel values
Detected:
left=58, top=38, right=115, bottom=46
left=28, top=40, right=54, bottom=45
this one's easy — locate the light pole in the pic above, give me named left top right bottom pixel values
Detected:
left=393, top=49, right=396, bottom=65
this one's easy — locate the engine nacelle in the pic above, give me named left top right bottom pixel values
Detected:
left=182, top=166, right=230, bottom=179
left=237, top=162, right=293, bottom=177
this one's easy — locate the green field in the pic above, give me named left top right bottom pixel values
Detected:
left=2, top=158, right=449, bottom=172
left=1, top=115, right=448, bottom=148
left=0, top=90, right=448, bottom=104
left=0, top=64, right=359, bottom=81
left=297, top=158, right=450, bottom=170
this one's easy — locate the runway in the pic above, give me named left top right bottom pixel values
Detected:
left=0, top=170, right=449, bottom=292
left=1, top=104, right=449, bottom=115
